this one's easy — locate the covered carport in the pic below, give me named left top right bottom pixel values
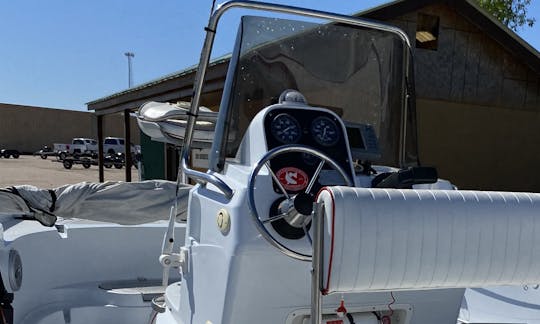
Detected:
left=86, top=56, right=229, bottom=182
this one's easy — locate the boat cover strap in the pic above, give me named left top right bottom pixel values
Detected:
left=316, top=187, right=540, bottom=294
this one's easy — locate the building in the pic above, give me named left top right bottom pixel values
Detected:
left=0, top=103, right=138, bottom=154
left=88, top=0, right=540, bottom=192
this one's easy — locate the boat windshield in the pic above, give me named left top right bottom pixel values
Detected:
left=212, top=15, right=418, bottom=170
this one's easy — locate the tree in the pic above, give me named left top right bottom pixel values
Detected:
left=477, top=0, right=536, bottom=31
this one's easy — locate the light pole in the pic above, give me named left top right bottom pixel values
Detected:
left=124, top=52, right=135, bottom=88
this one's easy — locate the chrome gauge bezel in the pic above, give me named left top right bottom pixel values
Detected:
left=270, top=113, right=302, bottom=144
left=310, top=116, right=340, bottom=147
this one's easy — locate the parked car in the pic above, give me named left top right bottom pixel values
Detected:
left=53, top=138, right=98, bottom=156
left=103, top=137, right=139, bottom=154
left=71, top=138, right=98, bottom=154
left=0, top=149, right=20, bottom=159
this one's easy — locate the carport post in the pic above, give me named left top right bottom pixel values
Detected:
left=97, top=115, right=104, bottom=183
left=124, top=109, right=132, bottom=182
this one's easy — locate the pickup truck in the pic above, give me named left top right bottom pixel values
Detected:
left=53, top=138, right=98, bottom=155
left=103, top=137, right=139, bottom=154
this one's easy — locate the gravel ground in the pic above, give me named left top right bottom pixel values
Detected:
left=0, top=155, right=138, bottom=189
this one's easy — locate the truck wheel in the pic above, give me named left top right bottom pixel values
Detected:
left=82, top=160, right=91, bottom=169
left=12, top=152, right=19, bottom=159
left=104, top=163, right=112, bottom=169
left=63, top=160, right=73, bottom=169
left=3, top=152, right=10, bottom=158
left=114, top=163, right=123, bottom=169
left=40, top=154, right=47, bottom=159
left=58, top=152, right=67, bottom=160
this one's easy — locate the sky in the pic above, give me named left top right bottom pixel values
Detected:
left=0, top=0, right=539, bottom=111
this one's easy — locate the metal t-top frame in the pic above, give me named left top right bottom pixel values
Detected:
left=179, top=0, right=412, bottom=200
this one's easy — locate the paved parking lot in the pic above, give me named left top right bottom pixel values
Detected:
left=0, top=155, right=138, bottom=189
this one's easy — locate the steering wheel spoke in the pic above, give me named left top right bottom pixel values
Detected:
left=264, top=161, right=291, bottom=199
left=305, top=159, right=325, bottom=194
left=262, top=212, right=288, bottom=224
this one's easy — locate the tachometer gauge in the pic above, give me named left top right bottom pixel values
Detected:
left=270, top=113, right=301, bottom=144
left=311, top=116, right=340, bottom=147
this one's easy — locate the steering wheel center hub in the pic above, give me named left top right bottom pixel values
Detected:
left=275, top=197, right=311, bottom=229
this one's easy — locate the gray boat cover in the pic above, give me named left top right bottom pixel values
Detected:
left=0, top=180, right=191, bottom=226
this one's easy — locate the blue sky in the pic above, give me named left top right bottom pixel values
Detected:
left=0, top=0, right=538, bottom=111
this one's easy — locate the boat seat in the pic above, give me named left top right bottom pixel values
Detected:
left=316, top=187, right=540, bottom=295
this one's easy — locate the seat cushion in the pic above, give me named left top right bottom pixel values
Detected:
left=317, top=187, right=540, bottom=295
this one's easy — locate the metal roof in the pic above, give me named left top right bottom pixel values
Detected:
left=87, top=0, right=540, bottom=114
left=87, top=54, right=230, bottom=114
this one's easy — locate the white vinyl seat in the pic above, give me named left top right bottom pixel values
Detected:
left=316, top=187, right=540, bottom=294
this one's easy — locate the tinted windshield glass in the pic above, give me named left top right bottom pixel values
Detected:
left=215, top=16, right=418, bottom=168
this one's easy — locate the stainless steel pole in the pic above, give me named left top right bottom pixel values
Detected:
left=311, top=202, right=324, bottom=324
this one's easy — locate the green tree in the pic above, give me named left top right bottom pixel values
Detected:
left=477, top=0, right=536, bottom=31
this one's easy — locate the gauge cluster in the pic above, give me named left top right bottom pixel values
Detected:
left=266, top=110, right=344, bottom=149
left=264, top=107, right=353, bottom=194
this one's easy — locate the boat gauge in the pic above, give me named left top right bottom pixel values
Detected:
left=270, top=113, right=301, bottom=144
left=311, top=116, right=340, bottom=147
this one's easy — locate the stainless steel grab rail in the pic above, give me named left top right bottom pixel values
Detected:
left=180, top=148, right=234, bottom=199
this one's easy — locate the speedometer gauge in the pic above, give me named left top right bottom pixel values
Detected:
left=311, top=116, right=340, bottom=147
left=270, top=113, right=301, bottom=144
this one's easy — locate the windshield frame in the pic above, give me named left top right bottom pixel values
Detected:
left=180, top=0, right=413, bottom=198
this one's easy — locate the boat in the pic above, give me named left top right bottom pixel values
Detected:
left=1, top=1, right=540, bottom=323
left=137, top=101, right=220, bottom=149
left=0, top=180, right=189, bottom=323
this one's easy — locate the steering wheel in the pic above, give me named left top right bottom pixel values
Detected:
left=247, top=144, right=354, bottom=261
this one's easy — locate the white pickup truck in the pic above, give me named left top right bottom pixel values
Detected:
left=103, top=137, right=140, bottom=154
left=53, top=138, right=98, bottom=155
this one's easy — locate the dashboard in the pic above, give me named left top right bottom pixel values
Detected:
left=258, top=104, right=385, bottom=239
left=263, top=107, right=353, bottom=194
